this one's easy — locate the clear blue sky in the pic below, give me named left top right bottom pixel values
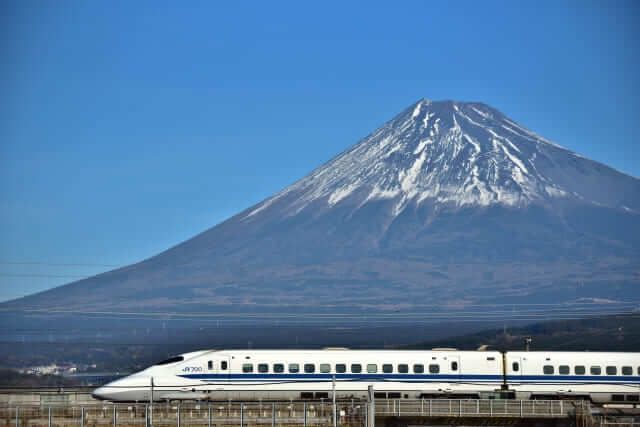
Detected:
left=1, top=0, right=638, bottom=302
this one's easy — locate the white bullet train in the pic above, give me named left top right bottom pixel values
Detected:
left=92, top=349, right=640, bottom=404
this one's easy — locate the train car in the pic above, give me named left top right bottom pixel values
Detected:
left=92, top=348, right=505, bottom=401
left=92, top=349, right=640, bottom=403
left=505, top=352, right=640, bottom=404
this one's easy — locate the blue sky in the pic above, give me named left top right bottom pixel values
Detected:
left=1, top=0, right=638, bottom=302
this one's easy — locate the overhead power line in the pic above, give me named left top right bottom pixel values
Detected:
left=0, top=261, right=120, bottom=268
left=0, top=273, right=90, bottom=279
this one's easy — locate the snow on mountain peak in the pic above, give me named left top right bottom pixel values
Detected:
left=245, top=99, right=638, bottom=219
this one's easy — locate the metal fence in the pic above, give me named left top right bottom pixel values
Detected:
left=0, top=399, right=589, bottom=427
left=0, top=401, right=363, bottom=427
left=374, top=398, right=589, bottom=418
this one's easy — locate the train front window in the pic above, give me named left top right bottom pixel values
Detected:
left=289, top=363, right=300, bottom=373
left=559, top=365, right=570, bottom=375
left=398, top=364, right=409, bottom=373
left=590, top=366, right=601, bottom=375
left=543, top=365, right=554, bottom=375
left=320, top=364, right=331, bottom=373
left=155, top=356, right=184, bottom=365
left=367, top=364, right=377, bottom=373
left=304, top=364, right=315, bottom=373
left=382, top=364, right=393, bottom=373
left=606, top=366, right=617, bottom=375
left=575, top=366, right=585, bottom=375
left=335, top=364, right=346, bottom=373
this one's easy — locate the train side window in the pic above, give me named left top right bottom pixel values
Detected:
left=590, top=366, right=601, bottom=375
left=351, top=364, right=362, bottom=373
left=512, top=362, right=519, bottom=372
left=242, top=363, right=253, bottom=373
left=429, top=364, right=440, bottom=374
left=382, top=364, right=393, bottom=373
left=413, top=364, right=424, bottom=374
left=367, top=364, right=377, bottom=373
left=559, top=365, right=570, bottom=375
left=208, top=361, right=213, bottom=370
left=398, top=364, right=409, bottom=374
left=451, top=361, right=458, bottom=371
left=304, top=364, right=315, bottom=373
left=221, top=361, right=227, bottom=370
left=258, top=363, right=268, bottom=373
left=335, top=364, right=346, bottom=373
left=320, top=364, right=331, bottom=373
left=289, top=363, right=300, bottom=373
left=622, top=366, right=632, bottom=375
left=543, top=365, right=554, bottom=375
left=606, top=366, right=617, bottom=375
left=273, top=363, right=285, bottom=373
left=574, top=366, right=585, bottom=375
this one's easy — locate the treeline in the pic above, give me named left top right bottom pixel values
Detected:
left=0, top=369, right=80, bottom=387
left=405, top=314, right=640, bottom=351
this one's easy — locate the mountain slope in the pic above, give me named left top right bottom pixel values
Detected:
left=6, top=99, right=640, bottom=315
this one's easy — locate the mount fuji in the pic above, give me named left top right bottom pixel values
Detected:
left=7, top=99, right=640, bottom=316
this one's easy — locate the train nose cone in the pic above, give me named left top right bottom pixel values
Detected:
left=91, top=386, right=111, bottom=401
left=92, top=375, right=151, bottom=402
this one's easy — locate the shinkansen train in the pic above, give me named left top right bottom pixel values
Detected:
left=92, top=349, right=640, bottom=404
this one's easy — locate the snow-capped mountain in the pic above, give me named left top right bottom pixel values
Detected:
left=6, top=99, right=640, bottom=315
left=246, top=99, right=638, bottom=219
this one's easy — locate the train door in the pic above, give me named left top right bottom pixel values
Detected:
left=505, top=355, right=523, bottom=398
left=508, top=356, right=522, bottom=378
left=449, top=355, right=461, bottom=380
left=218, top=357, right=230, bottom=380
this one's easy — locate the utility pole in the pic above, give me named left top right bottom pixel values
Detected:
left=367, top=385, right=375, bottom=427
left=524, top=337, right=532, bottom=351
left=150, top=376, right=154, bottom=427
left=332, top=374, right=337, bottom=427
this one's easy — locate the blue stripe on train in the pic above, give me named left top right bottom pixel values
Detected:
left=179, top=373, right=500, bottom=381
left=178, top=373, right=640, bottom=384
left=507, top=375, right=640, bottom=383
